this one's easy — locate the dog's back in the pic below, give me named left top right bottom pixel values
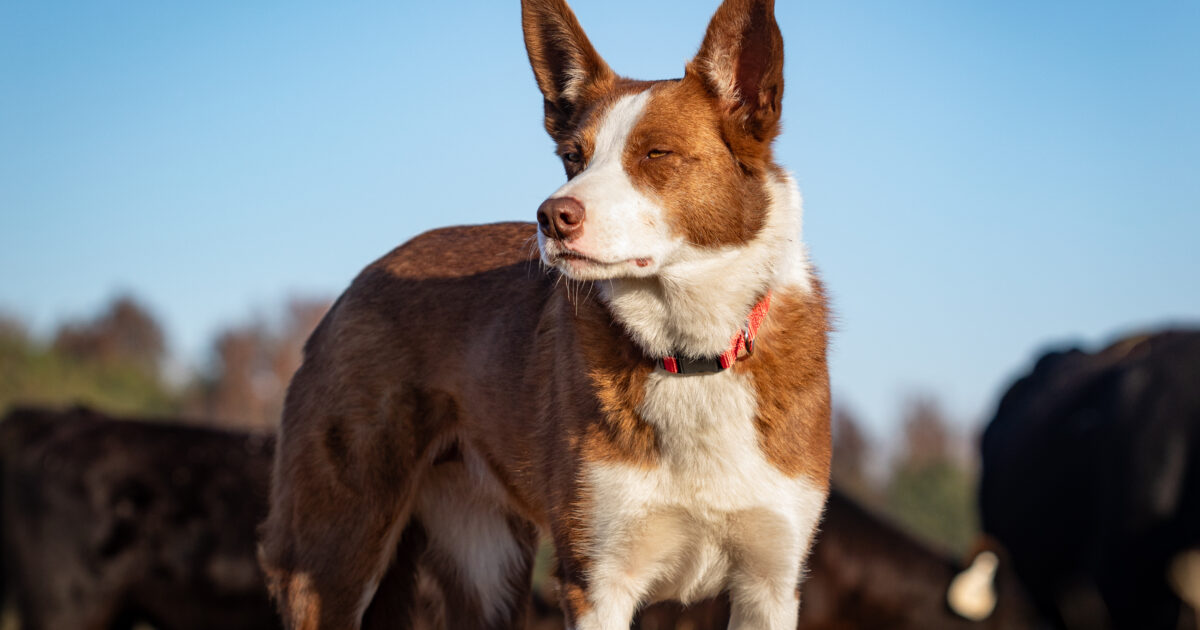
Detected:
left=297, top=222, right=558, bottom=398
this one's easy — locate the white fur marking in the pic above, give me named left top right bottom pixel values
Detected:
left=581, top=369, right=824, bottom=630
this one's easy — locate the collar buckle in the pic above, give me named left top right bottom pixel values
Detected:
left=657, top=291, right=772, bottom=376
left=660, top=355, right=725, bottom=374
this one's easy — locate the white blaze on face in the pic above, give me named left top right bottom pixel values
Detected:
left=541, top=90, right=679, bottom=278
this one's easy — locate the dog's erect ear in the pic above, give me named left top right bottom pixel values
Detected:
left=688, top=0, right=784, bottom=145
left=522, top=0, right=615, bottom=140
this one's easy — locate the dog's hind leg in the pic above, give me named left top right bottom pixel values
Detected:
left=414, top=457, right=538, bottom=630
left=260, top=378, right=453, bottom=630
left=360, top=520, right=431, bottom=630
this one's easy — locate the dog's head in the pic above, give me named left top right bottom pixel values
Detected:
left=523, top=0, right=785, bottom=282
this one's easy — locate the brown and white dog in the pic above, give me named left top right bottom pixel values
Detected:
left=258, top=0, right=832, bottom=628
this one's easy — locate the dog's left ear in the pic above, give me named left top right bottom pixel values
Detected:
left=687, top=0, right=784, bottom=145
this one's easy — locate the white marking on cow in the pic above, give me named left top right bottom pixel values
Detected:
left=1169, top=548, right=1200, bottom=628
left=947, top=550, right=999, bottom=621
left=578, top=369, right=823, bottom=630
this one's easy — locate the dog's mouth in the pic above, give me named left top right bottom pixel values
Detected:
left=543, top=245, right=656, bottom=279
left=555, top=251, right=652, bottom=268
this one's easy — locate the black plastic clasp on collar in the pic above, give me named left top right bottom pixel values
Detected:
left=660, top=355, right=725, bottom=374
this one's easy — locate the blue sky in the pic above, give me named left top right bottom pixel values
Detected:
left=2, top=1, right=1197, bottom=437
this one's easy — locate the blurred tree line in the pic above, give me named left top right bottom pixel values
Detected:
left=1, top=294, right=980, bottom=553
left=0, top=294, right=329, bottom=431
left=832, top=396, right=979, bottom=556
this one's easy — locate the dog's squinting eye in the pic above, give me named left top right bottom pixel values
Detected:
left=646, top=149, right=671, bottom=159
left=563, top=152, right=583, bottom=164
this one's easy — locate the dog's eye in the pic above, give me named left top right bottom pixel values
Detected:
left=563, top=152, right=582, bottom=164
left=646, top=149, right=671, bottom=159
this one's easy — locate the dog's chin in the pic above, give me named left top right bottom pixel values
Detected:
left=542, top=251, right=659, bottom=282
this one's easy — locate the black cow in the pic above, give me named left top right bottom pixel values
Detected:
left=0, top=407, right=280, bottom=630
left=980, top=330, right=1200, bottom=629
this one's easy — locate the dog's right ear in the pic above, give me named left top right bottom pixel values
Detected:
left=522, top=0, right=615, bottom=140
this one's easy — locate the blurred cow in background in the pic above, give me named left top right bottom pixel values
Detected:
left=800, top=490, right=1038, bottom=630
left=980, top=330, right=1200, bottom=629
left=0, top=407, right=280, bottom=630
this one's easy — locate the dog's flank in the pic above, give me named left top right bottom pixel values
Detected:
left=259, top=1, right=831, bottom=629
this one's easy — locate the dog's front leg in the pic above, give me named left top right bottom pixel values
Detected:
left=726, top=541, right=805, bottom=630
left=557, top=532, right=679, bottom=630
left=726, top=570, right=802, bottom=630
left=725, top=503, right=822, bottom=630
left=566, top=581, right=642, bottom=630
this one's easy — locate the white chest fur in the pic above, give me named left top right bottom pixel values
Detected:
left=582, top=369, right=826, bottom=614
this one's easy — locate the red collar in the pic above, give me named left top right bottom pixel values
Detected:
left=659, top=292, right=772, bottom=375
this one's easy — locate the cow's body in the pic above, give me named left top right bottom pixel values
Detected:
left=980, top=330, right=1200, bottom=629
left=800, top=491, right=1039, bottom=630
left=0, top=407, right=281, bottom=630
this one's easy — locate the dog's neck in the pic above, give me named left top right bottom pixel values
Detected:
left=598, top=172, right=812, bottom=359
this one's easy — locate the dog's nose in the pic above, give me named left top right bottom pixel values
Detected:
left=537, top=197, right=586, bottom=241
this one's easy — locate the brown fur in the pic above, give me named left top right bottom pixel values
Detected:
left=743, top=285, right=833, bottom=481
left=628, top=80, right=770, bottom=247
left=259, top=223, right=663, bottom=627
left=689, top=0, right=785, bottom=171
left=522, top=0, right=616, bottom=142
